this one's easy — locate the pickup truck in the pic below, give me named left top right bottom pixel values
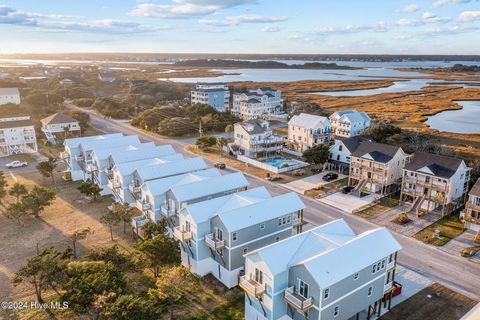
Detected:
left=6, top=160, right=28, bottom=168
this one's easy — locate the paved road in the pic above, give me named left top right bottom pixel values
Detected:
left=67, top=104, right=480, bottom=300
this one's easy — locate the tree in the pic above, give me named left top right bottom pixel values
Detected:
left=9, top=182, right=28, bottom=203
left=7, top=202, right=27, bottom=225
left=0, top=171, right=8, bottom=204
left=363, top=124, right=402, bottom=144
left=68, top=110, right=90, bottom=133
left=61, top=260, right=126, bottom=313
left=70, top=227, right=92, bottom=259
left=22, top=186, right=56, bottom=218
left=135, top=235, right=180, bottom=277
left=77, top=179, right=103, bottom=201
left=101, top=293, right=164, bottom=320
left=153, top=266, right=200, bottom=318
left=195, top=135, right=217, bottom=149
left=217, top=137, right=228, bottom=148
left=113, top=202, right=136, bottom=234
left=87, top=245, right=136, bottom=272
left=13, top=247, right=71, bottom=303
left=142, top=220, right=167, bottom=240
left=225, top=124, right=234, bottom=140
left=36, top=157, right=58, bottom=184
left=303, top=144, right=330, bottom=165
left=101, top=209, right=122, bottom=241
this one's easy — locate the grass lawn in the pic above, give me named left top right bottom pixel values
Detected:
left=304, top=177, right=348, bottom=198
left=413, top=214, right=465, bottom=246
left=0, top=169, right=133, bottom=301
left=380, top=283, right=477, bottom=320
left=355, top=195, right=399, bottom=220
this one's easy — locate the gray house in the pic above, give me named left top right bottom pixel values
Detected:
left=176, top=187, right=306, bottom=288
left=241, top=219, right=401, bottom=320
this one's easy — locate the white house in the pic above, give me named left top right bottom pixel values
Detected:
left=0, top=116, right=37, bottom=157
left=400, top=152, right=471, bottom=216
left=234, top=120, right=284, bottom=159
left=329, top=109, right=371, bottom=138
left=107, top=154, right=185, bottom=204
left=41, top=112, right=81, bottom=144
left=191, top=83, right=230, bottom=112
left=287, top=113, right=331, bottom=153
left=232, top=88, right=283, bottom=121
left=61, top=134, right=139, bottom=181
left=177, top=186, right=305, bottom=288
left=328, top=136, right=372, bottom=173
left=0, top=88, right=20, bottom=105
left=241, top=219, right=401, bottom=320
left=89, top=143, right=176, bottom=195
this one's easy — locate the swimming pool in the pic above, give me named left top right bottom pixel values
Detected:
left=263, top=157, right=304, bottom=168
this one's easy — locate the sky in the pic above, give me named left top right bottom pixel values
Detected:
left=0, top=0, right=479, bottom=54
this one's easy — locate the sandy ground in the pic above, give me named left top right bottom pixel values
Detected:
left=283, top=172, right=347, bottom=194
left=0, top=169, right=132, bottom=301
left=318, top=192, right=377, bottom=213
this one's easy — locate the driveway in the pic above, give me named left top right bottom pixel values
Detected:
left=440, top=230, right=480, bottom=263
left=283, top=172, right=346, bottom=194
left=318, top=192, right=377, bottom=213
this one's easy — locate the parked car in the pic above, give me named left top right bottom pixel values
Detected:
left=310, top=167, right=322, bottom=174
left=6, top=160, right=28, bottom=168
left=322, top=172, right=338, bottom=182
left=214, top=162, right=226, bottom=170
left=342, top=186, right=355, bottom=194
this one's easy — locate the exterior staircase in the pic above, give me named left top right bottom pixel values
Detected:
left=353, top=179, right=368, bottom=196
left=408, top=195, right=425, bottom=215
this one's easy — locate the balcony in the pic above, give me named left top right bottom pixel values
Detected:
left=108, top=180, right=121, bottom=190
left=173, top=226, right=193, bottom=242
left=160, top=205, right=176, bottom=217
left=403, top=176, right=448, bottom=191
left=239, top=275, right=266, bottom=297
left=131, top=215, right=148, bottom=228
left=466, top=201, right=480, bottom=212
left=284, top=287, right=314, bottom=312
left=384, top=281, right=394, bottom=293
left=128, top=184, right=141, bottom=197
left=85, top=163, right=98, bottom=173
left=386, top=260, right=396, bottom=271
left=104, top=168, right=114, bottom=179
left=292, top=216, right=304, bottom=227
left=138, top=201, right=152, bottom=212
left=463, top=214, right=480, bottom=225
left=75, top=154, right=85, bottom=162
left=205, top=233, right=226, bottom=251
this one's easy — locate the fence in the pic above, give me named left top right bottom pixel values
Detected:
left=237, top=155, right=308, bottom=173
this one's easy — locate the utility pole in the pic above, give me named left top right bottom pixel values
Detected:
left=199, top=121, right=203, bottom=137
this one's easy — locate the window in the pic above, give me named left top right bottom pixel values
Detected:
left=275, top=236, right=280, bottom=242
left=286, top=216, right=291, bottom=224
left=368, top=286, right=373, bottom=297
left=260, top=223, right=265, bottom=230
left=324, top=288, right=330, bottom=299
left=381, top=260, right=385, bottom=269
left=372, top=264, right=376, bottom=274
left=243, top=248, right=248, bottom=254
left=377, top=263, right=381, bottom=272
left=278, top=218, right=282, bottom=226
left=232, top=232, right=237, bottom=241
left=299, top=280, right=309, bottom=299
left=334, top=306, right=339, bottom=317
left=339, top=145, right=343, bottom=151
left=354, top=273, right=359, bottom=280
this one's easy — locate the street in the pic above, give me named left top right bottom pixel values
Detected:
left=67, top=103, right=480, bottom=300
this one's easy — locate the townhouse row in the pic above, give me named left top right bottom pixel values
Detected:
left=329, top=135, right=472, bottom=217
left=62, top=133, right=403, bottom=320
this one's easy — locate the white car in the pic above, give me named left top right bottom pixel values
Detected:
left=6, top=160, right=28, bottom=168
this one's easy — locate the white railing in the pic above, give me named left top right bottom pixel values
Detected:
left=128, top=184, right=141, bottom=195
left=239, top=275, right=266, bottom=297
left=384, top=281, right=394, bottom=292
left=205, top=233, right=226, bottom=251
left=104, top=167, right=114, bottom=178
left=160, top=205, right=176, bottom=217
left=292, top=217, right=303, bottom=226
left=173, top=226, right=192, bottom=242
left=386, top=260, right=395, bottom=270
left=284, top=287, right=313, bottom=311
left=131, top=215, right=148, bottom=228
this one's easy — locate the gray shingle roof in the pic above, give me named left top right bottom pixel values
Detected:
left=237, top=119, right=269, bottom=134
left=405, top=152, right=464, bottom=178
left=0, top=118, right=33, bottom=129
left=337, top=135, right=372, bottom=153
left=41, top=112, right=78, bottom=126
left=469, top=179, right=480, bottom=197
left=0, top=88, right=19, bottom=96
left=351, top=141, right=402, bottom=163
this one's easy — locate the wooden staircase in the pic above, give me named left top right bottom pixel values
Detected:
left=353, top=180, right=368, bottom=196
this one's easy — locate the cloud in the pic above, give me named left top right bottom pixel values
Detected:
left=398, top=4, right=421, bottom=13
left=261, top=26, right=280, bottom=32
left=422, top=11, right=437, bottom=19
left=0, top=5, right=172, bottom=34
left=199, top=15, right=288, bottom=26
left=129, top=0, right=256, bottom=19
left=458, top=10, right=480, bottom=21
left=432, top=0, right=478, bottom=7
